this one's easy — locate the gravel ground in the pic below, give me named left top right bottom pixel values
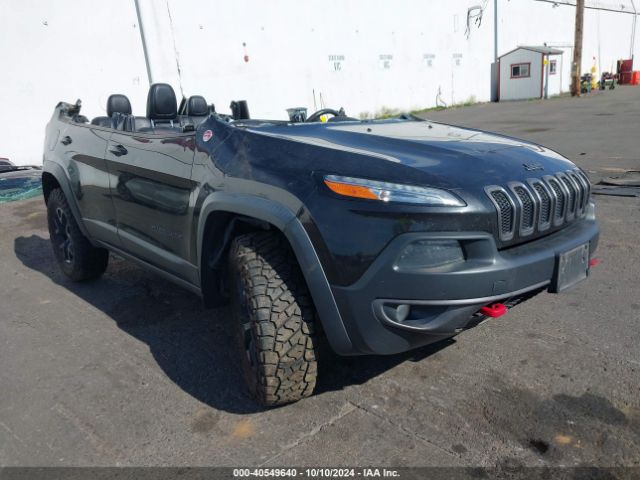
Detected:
left=0, top=87, right=639, bottom=470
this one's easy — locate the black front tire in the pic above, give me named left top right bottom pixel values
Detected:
left=46, top=188, right=109, bottom=281
left=229, top=231, right=319, bottom=406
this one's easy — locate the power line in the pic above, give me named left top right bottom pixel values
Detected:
left=534, top=0, right=638, bottom=15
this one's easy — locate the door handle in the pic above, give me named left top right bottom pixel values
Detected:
left=60, top=136, right=72, bottom=146
left=109, top=144, right=128, bottom=157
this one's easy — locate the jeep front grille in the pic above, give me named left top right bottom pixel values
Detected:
left=485, top=169, right=591, bottom=242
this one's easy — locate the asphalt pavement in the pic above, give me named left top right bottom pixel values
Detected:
left=0, top=87, right=638, bottom=469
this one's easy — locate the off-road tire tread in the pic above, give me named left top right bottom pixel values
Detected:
left=47, top=188, right=109, bottom=281
left=230, top=231, right=318, bottom=406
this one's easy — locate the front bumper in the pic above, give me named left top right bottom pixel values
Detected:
left=331, top=215, right=599, bottom=355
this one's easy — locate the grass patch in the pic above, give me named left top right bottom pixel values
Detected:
left=361, top=96, right=484, bottom=120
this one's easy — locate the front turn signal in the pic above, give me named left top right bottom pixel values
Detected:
left=323, top=175, right=466, bottom=206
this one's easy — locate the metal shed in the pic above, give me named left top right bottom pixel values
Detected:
left=498, top=46, right=564, bottom=101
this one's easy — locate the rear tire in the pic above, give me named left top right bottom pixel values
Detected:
left=46, top=188, right=109, bottom=281
left=229, top=231, right=319, bottom=406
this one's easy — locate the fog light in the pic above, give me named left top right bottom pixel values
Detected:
left=383, top=304, right=410, bottom=322
left=395, top=239, right=465, bottom=270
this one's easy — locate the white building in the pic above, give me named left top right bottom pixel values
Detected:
left=0, top=0, right=638, bottom=165
left=498, top=46, right=565, bottom=101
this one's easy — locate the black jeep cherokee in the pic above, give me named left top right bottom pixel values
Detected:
left=42, top=84, right=599, bottom=405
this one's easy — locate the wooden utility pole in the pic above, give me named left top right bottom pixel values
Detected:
left=571, top=0, right=585, bottom=96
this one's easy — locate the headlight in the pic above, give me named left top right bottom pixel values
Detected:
left=395, top=239, right=465, bottom=270
left=323, top=175, right=465, bottom=206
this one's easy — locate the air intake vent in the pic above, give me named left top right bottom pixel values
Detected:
left=511, top=183, right=535, bottom=236
left=486, top=187, right=515, bottom=241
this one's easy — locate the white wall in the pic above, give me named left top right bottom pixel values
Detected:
left=0, top=0, right=638, bottom=165
left=0, top=0, right=149, bottom=165
left=153, top=0, right=496, bottom=120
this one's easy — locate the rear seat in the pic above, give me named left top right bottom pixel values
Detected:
left=101, top=85, right=198, bottom=134
left=133, top=116, right=152, bottom=131
left=137, top=83, right=182, bottom=134
left=91, top=94, right=132, bottom=128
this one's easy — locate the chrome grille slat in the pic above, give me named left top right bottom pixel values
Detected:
left=585, top=175, right=591, bottom=208
left=581, top=170, right=592, bottom=206
left=571, top=170, right=591, bottom=214
left=545, top=176, right=567, bottom=226
left=528, top=179, right=552, bottom=231
left=486, top=169, right=590, bottom=243
left=566, top=171, right=584, bottom=216
left=558, top=172, right=577, bottom=220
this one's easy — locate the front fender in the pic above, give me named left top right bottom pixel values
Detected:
left=197, top=192, right=354, bottom=355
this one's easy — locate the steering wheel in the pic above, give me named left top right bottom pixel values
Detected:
left=306, top=108, right=342, bottom=123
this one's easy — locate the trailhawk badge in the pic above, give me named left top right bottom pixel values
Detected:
left=202, top=130, right=213, bottom=142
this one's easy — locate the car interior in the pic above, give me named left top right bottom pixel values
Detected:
left=77, top=82, right=356, bottom=134
left=82, top=84, right=217, bottom=134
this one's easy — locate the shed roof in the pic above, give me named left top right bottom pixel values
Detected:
left=499, top=46, right=564, bottom=58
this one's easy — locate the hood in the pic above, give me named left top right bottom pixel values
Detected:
left=247, top=119, right=576, bottom=186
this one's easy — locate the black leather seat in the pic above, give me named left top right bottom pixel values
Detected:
left=185, top=95, right=210, bottom=125
left=91, top=94, right=132, bottom=128
left=138, top=83, right=181, bottom=133
left=133, top=116, right=152, bottom=131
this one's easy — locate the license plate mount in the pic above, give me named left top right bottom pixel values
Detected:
left=552, top=242, right=590, bottom=292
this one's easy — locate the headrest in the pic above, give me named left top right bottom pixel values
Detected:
left=230, top=100, right=250, bottom=120
left=186, top=95, right=209, bottom=116
left=107, top=94, right=132, bottom=116
left=146, top=83, right=177, bottom=121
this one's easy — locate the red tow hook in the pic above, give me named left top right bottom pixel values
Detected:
left=589, top=258, right=600, bottom=268
left=479, top=303, right=507, bottom=318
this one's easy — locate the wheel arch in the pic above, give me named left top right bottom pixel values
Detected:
left=42, top=171, right=60, bottom=204
left=42, top=161, right=91, bottom=238
left=197, top=192, right=354, bottom=355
